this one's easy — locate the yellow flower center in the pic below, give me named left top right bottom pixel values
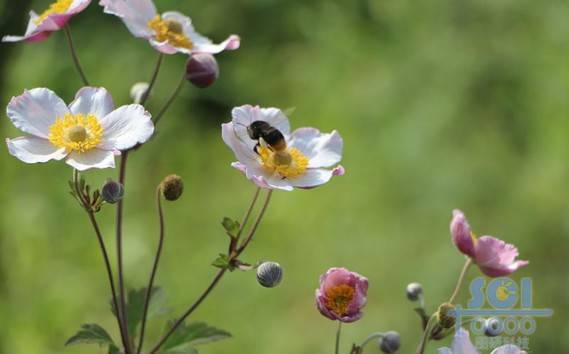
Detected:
left=34, top=0, right=73, bottom=25
left=48, top=113, right=104, bottom=153
left=258, top=146, right=309, bottom=178
left=148, top=16, right=193, bottom=49
left=325, top=284, right=355, bottom=316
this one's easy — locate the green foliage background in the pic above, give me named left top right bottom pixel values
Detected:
left=1, top=0, right=568, bottom=353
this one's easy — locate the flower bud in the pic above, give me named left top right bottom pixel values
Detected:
left=256, top=261, right=283, bottom=288
left=101, top=179, right=124, bottom=204
left=406, top=282, right=423, bottom=301
left=437, top=303, right=456, bottom=329
left=379, top=331, right=401, bottom=354
left=160, top=175, right=184, bottom=201
left=130, top=82, right=150, bottom=104
left=186, top=53, right=219, bottom=88
left=484, top=317, right=502, bottom=337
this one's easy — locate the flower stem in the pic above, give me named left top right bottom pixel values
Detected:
left=63, top=24, right=89, bottom=86
left=140, top=53, right=164, bottom=106
left=360, top=332, right=385, bottom=349
left=72, top=170, right=129, bottom=351
left=415, top=314, right=436, bottom=354
left=153, top=70, right=186, bottom=125
left=335, top=321, right=342, bottom=354
left=136, top=186, right=166, bottom=354
left=448, top=258, right=472, bottom=304
left=148, top=189, right=272, bottom=354
left=116, top=152, right=133, bottom=354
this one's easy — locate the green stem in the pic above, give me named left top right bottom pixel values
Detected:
left=153, top=70, right=186, bottom=125
left=63, top=24, right=89, bottom=86
left=448, top=258, right=472, bottom=304
left=335, top=321, right=342, bottom=354
left=415, top=314, right=437, bottom=354
left=140, top=53, right=164, bottom=106
left=360, top=332, right=385, bottom=349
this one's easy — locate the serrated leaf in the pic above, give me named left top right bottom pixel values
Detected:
left=221, top=217, right=240, bottom=236
left=65, top=323, right=116, bottom=348
left=163, top=321, right=231, bottom=350
left=211, top=254, right=234, bottom=270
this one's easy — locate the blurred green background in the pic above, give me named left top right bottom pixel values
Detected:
left=1, top=0, right=568, bottom=353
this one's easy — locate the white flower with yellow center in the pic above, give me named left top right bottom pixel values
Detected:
left=99, top=0, right=240, bottom=55
left=2, top=0, right=91, bottom=43
left=6, top=87, right=154, bottom=171
left=222, top=105, right=345, bottom=191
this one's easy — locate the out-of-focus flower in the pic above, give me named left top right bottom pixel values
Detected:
left=130, top=82, right=150, bottom=104
left=2, top=0, right=91, bottom=43
left=186, top=53, right=219, bottom=88
left=222, top=105, right=345, bottom=191
left=315, top=267, right=368, bottom=323
left=406, top=282, right=423, bottom=301
left=379, top=331, right=401, bottom=354
left=6, top=87, right=154, bottom=171
left=99, top=0, right=240, bottom=55
left=256, top=261, right=283, bottom=288
left=450, top=210, right=528, bottom=277
left=438, top=328, right=526, bottom=354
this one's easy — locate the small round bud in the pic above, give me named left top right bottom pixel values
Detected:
left=101, top=179, right=124, bottom=204
left=437, top=303, right=456, bottom=329
left=256, top=261, right=283, bottom=288
left=186, top=53, right=219, bottom=88
left=379, top=331, right=401, bottom=354
left=406, top=282, right=423, bottom=301
left=484, top=317, right=502, bottom=337
left=160, top=175, right=184, bottom=201
left=130, top=82, right=150, bottom=104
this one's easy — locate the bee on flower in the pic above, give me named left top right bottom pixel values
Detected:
left=2, top=0, right=91, bottom=43
left=222, top=105, right=345, bottom=191
left=5, top=87, right=154, bottom=170
left=99, top=0, right=240, bottom=55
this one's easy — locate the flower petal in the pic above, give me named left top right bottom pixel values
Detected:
left=490, top=345, right=526, bottom=354
left=450, top=209, right=476, bottom=258
left=69, top=87, right=115, bottom=119
left=289, top=128, right=343, bottom=168
left=189, top=32, right=241, bottom=54
left=474, top=236, right=529, bottom=277
left=230, top=105, right=291, bottom=151
left=451, top=328, right=478, bottom=354
left=288, top=167, right=342, bottom=188
left=99, top=0, right=156, bottom=38
left=66, top=149, right=116, bottom=170
left=7, top=88, right=69, bottom=138
left=98, top=104, right=154, bottom=151
left=6, top=136, right=66, bottom=163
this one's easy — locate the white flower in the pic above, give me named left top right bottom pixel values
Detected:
left=6, top=87, right=154, bottom=171
left=222, top=105, right=344, bottom=191
left=2, top=0, right=91, bottom=43
left=99, top=0, right=240, bottom=55
left=438, top=328, right=527, bottom=354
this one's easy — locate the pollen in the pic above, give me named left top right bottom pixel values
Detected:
left=325, top=284, right=355, bottom=316
left=148, top=16, right=193, bottom=49
left=258, top=146, right=309, bottom=178
left=48, top=113, right=103, bottom=153
left=35, top=0, right=73, bottom=25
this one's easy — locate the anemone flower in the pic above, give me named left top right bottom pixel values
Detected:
left=315, top=268, right=368, bottom=323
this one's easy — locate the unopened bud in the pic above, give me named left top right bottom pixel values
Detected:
left=406, top=282, right=423, bottom=301
left=130, top=82, right=150, bottom=104
left=186, top=53, right=219, bottom=88
left=101, top=179, right=124, bottom=204
left=160, top=175, right=184, bottom=201
left=437, top=303, right=456, bottom=329
left=484, top=317, right=502, bottom=337
left=256, top=261, right=283, bottom=288
left=379, top=331, right=401, bottom=354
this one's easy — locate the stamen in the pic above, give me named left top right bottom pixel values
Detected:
left=148, top=16, right=193, bottom=49
left=35, top=0, right=73, bottom=25
left=325, top=284, right=355, bottom=316
left=49, top=113, right=104, bottom=153
left=258, top=146, right=309, bottom=178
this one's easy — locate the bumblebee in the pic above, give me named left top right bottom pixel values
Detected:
left=245, top=121, right=287, bottom=153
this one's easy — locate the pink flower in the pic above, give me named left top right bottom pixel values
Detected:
left=450, top=210, right=529, bottom=277
left=315, top=268, right=368, bottom=323
left=438, top=328, right=527, bottom=354
left=99, top=0, right=240, bottom=55
left=222, top=105, right=344, bottom=191
left=2, top=0, right=91, bottom=43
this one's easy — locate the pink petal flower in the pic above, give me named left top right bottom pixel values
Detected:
left=450, top=209, right=476, bottom=258
left=315, top=268, right=368, bottom=323
left=474, top=236, right=529, bottom=277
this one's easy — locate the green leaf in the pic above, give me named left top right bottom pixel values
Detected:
left=163, top=321, right=231, bottom=351
left=221, top=217, right=240, bottom=236
left=165, top=344, right=198, bottom=354
left=65, top=323, right=116, bottom=348
left=211, top=254, right=234, bottom=271
left=108, top=344, right=121, bottom=354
